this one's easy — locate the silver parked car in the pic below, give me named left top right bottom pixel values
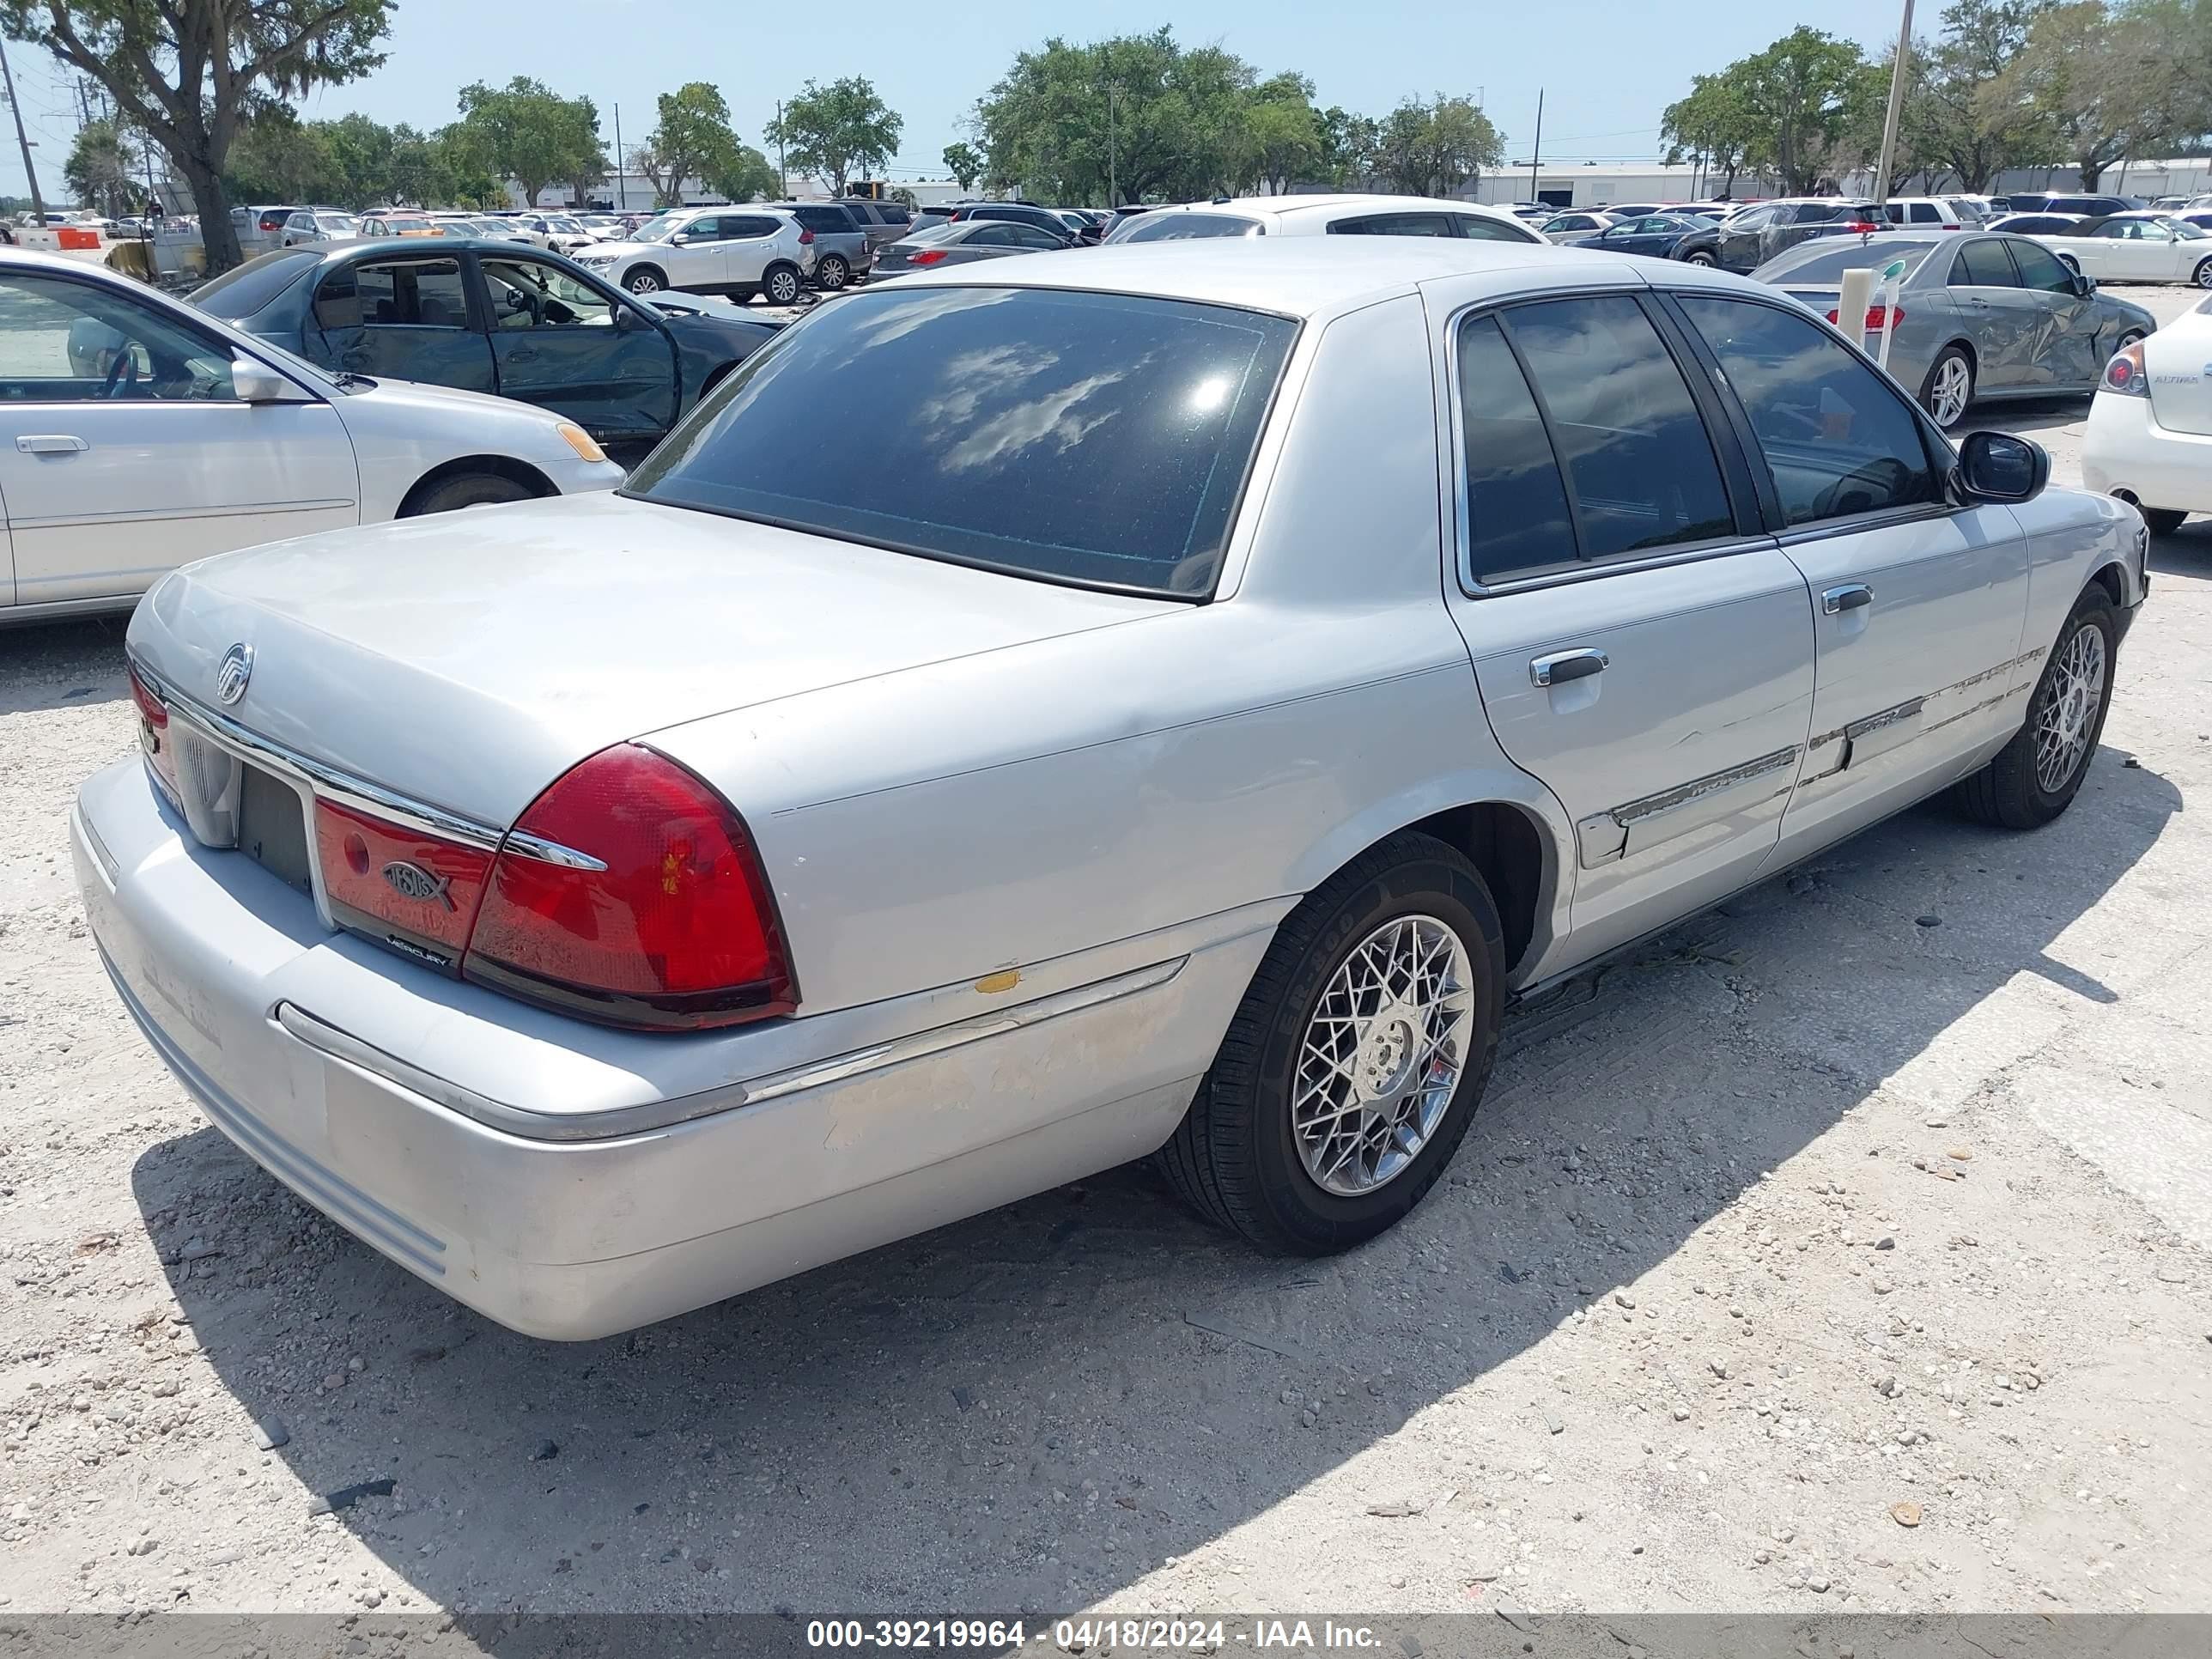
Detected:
left=1751, top=231, right=2157, bottom=428
left=82, top=240, right=2146, bottom=1339
left=871, top=218, right=1073, bottom=276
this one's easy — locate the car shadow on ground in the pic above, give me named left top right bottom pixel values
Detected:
left=2148, top=519, right=2212, bottom=575
left=0, top=616, right=130, bottom=718
left=128, top=738, right=2182, bottom=1613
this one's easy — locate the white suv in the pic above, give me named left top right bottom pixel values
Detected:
left=573, top=207, right=816, bottom=304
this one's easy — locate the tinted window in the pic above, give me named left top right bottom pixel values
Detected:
left=1329, top=212, right=1455, bottom=237
left=1457, top=214, right=1537, bottom=242
left=628, top=287, right=1297, bottom=597
left=723, top=216, right=778, bottom=240
left=320, top=258, right=466, bottom=329
left=1951, top=239, right=2019, bottom=287
left=878, top=204, right=911, bottom=225
left=1455, top=314, right=1577, bottom=582
left=1121, top=213, right=1264, bottom=242
left=1500, top=295, right=1734, bottom=560
left=191, top=249, right=320, bottom=319
left=793, top=207, right=850, bottom=232
left=2008, top=240, right=2075, bottom=293
left=1676, top=295, right=1939, bottom=527
left=963, top=224, right=1029, bottom=247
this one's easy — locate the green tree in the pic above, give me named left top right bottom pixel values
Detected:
left=765, top=76, right=902, bottom=196
left=1315, top=106, right=1379, bottom=188
left=225, top=107, right=345, bottom=205
left=64, top=115, right=139, bottom=216
left=941, top=140, right=982, bottom=190
left=1371, top=94, right=1502, bottom=198
left=1661, top=74, right=1760, bottom=195
left=2000, top=0, right=2195, bottom=186
left=1899, top=0, right=2059, bottom=191
left=1732, top=27, right=1876, bottom=193
left=384, top=122, right=443, bottom=206
left=635, top=82, right=740, bottom=206
left=453, top=76, right=603, bottom=209
left=2, top=0, right=393, bottom=271
left=703, top=142, right=778, bottom=204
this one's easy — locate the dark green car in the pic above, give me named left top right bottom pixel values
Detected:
left=191, top=238, right=780, bottom=465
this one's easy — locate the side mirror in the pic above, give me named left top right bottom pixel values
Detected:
left=1956, top=430, right=2048, bottom=503
left=2071, top=269, right=2095, bottom=295
left=232, top=356, right=307, bottom=404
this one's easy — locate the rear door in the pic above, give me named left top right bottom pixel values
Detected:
left=0, top=268, right=356, bottom=607
left=1435, top=284, right=1817, bottom=963
left=1666, top=290, right=2031, bottom=860
left=476, top=252, right=678, bottom=455
left=307, top=254, right=495, bottom=392
left=1943, top=235, right=2039, bottom=388
left=714, top=215, right=784, bottom=287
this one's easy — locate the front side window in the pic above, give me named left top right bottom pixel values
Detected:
left=0, top=273, right=237, bottom=402
left=1675, top=295, right=1940, bottom=527
left=626, top=286, right=1297, bottom=598
left=2008, top=240, right=2076, bottom=294
left=1497, top=295, right=1735, bottom=561
left=481, top=258, right=616, bottom=329
left=317, top=258, right=468, bottom=330
left=1121, top=213, right=1263, bottom=242
left=1329, top=212, right=1455, bottom=237
left=1455, top=314, right=1577, bottom=582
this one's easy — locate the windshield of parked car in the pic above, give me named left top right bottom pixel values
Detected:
left=1758, top=241, right=1936, bottom=283
left=627, top=286, right=1299, bottom=598
left=1120, top=212, right=1264, bottom=242
left=631, top=213, right=684, bottom=244
left=189, top=248, right=322, bottom=318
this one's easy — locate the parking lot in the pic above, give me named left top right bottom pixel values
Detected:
left=2, top=284, right=2209, bottom=1622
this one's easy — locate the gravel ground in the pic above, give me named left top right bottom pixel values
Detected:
left=3, top=288, right=2210, bottom=1623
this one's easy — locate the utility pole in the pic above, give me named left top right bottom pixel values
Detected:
left=0, top=36, right=46, bottom=222
left=1107, top=82, right=1117, bottom=207
left=612, top=103, right=624, bottom=212
left=1528, top=88, right=1543, bottom=204
left=1870, top=0, right=1917, bottom=211
left=774, top=100, right=787, bottom=198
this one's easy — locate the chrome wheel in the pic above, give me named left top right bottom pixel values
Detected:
left=1929, top=355, right=1972, bottom=428
left=816, top=255, right=848, bottom=289
left=625, top=270, right=660, bottom=295
left=1293, top=915, right=1475, bottom=1198
left=2194, top=258, right=2212, bottom=289
left=767, top=269, right=799, bottom=304
left=2034, top=621, right=2106, bottom=793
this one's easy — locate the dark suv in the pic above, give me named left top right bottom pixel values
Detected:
left=765, top=202, right=872, bottom=289
left=1711, top=199, right=1882, bottom=272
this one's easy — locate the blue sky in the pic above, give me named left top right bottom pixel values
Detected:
left=0, top=1, right=1907, bottom=199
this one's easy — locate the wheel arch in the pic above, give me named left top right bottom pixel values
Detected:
left=398, top=454, right=558, bottom=517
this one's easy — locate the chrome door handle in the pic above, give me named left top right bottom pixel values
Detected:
left=1823, top=583, right=1873, bottom=616
left=1530, top=647, right=1609, bottom=688
left=16, top=434, right=87, bottom=453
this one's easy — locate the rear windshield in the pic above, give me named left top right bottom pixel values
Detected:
left=1121, top=213, right=1264, bottom=242
left=626, top=286, right=1298, bottom=598
left=1761, top=242, right=1934, bottom=284
left=190, top=249, right=319, bottom=318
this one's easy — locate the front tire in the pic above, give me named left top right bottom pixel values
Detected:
left=623, top=266, right=665, bottom=295
left=2194, top=257, right=2212, bottom=289
left=761, top=263, right=802, bottom=306
left=1159, top=831, right=1504, bottom=1255
left=1920, top=347, right=1975, bottom=430
left=814, top=253, right=849, bottom=290
left=1957, top=590, right=2117, bottom=830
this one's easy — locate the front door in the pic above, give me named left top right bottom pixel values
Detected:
left=308, top=254, right=495, bottom=393
left=0, top=269, right=356, bottom=606
left=1942, top=234, right=2039, bottom=389
left=2002, top=239, right=2102, bottom=388
left=1437, top=288, right=1818, bottom=965
left=475, top=253, right=678, bottom=458
left=1665, top=291, right=2031, bottom=861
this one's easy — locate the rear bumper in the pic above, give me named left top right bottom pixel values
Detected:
left=75, top=759, right=1267, bottom=1340
left=2081, top=392, right=2212, bottom=514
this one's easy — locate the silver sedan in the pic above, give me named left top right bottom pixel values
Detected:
left=1752, top=230, right=2157, bottom=428
left=81, top=240, right=2146, bottom=1338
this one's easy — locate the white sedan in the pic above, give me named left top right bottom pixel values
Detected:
left=0, top=248, right=624, bottom=623
left=2081, top=295, right=2212, bottom=533
left=1105, top=194, right=1547, bottom=245
left=2032, top=211, right=2212, bottom=288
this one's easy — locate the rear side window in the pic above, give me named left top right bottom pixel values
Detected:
left=1329, top=212, right=1455, bottom=237
left=191, top=249, right=319, bottom=319
left=1674, top=295, right=1939, bottom=527
left=1456, top=214, right=1538, bottom=243
left=627, top=287, right=1298, bottom=598
left=1951, top=239, right=2018, bottom=287
left=878, top=204, right=911, bottom=225
left=1497, top=295, right=1734, bottom=561
left=1121, top=213, right=1263, bottom=242
left=723, top=216, right=778, bottom=240
left=1455, top=315, right=1577, bottom=582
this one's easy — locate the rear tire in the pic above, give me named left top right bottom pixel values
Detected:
left=1920, top=347, right=1975, bottom=429
left=2139, top=506, right=2187, bottom=535
left=404, top=472, right=534, bottom=517
left=762, top=263, right=802, bottom=306
left=814, top=253, right=849, bottom=290
left=1159, top=831, right=1505, bottom=1255
left=1956, top=589, right=2117, bottom=830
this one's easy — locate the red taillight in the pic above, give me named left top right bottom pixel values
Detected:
left=1825, top=303, right=1905, bottom=331
left=462, top=744, right=794, bottom=1030
left=259, top=213, right=285, bottom=230
left=128, top=662, right=179, bottom=803
left=798, top=226, right=814, bottom=244
left=1841, top=221, right=1881, bottom=234
left=2102, top=342, right=2148, bottom=397
left=908, top=249, right=948, bottom=266
left=313, top=799, right=493, bottom=961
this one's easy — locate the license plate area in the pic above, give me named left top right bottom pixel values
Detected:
left=235, top=763, right=316, bottom=897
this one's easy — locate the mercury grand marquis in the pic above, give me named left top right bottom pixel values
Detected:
left=76, top=240, right=2148, bottom=1339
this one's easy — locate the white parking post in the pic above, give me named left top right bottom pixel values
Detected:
left=1875, top=257, right=1909, bottom=370
left=1838, top=267, right=1874, bottom=355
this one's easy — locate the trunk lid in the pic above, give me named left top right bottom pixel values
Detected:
left=2143, top=315, right=2212, bottom=436
left=128, top=492, right=1173, bottom=828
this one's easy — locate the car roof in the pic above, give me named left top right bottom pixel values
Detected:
left=1139, top=193, right=1526, bottom=224
left=888, top=236, right=1765, bottom=320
